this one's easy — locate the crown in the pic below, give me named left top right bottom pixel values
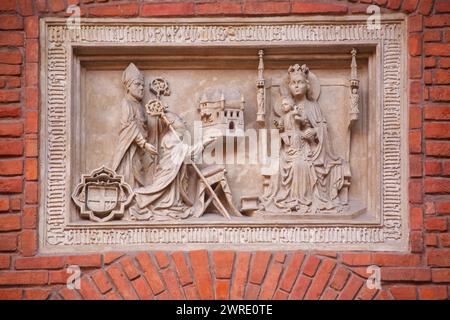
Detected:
left=288, top=64, right=309, bottom=78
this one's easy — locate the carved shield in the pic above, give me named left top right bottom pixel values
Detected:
left=86, top=185, right=118, bottom=214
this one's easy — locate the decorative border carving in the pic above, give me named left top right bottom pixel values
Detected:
left=39, top=16, right=408, bottom=251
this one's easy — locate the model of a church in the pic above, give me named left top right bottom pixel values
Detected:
left=198, top=87, right=245, bottom=137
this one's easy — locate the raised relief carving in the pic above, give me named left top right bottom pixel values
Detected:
left=198, top=88, right=245, bottom=137
left=71, top=166, right=134, bottom=222
left=41, top=18, right=407, bottom=250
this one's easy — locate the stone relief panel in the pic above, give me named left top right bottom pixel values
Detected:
left=39, top=16, right=408, bottom=252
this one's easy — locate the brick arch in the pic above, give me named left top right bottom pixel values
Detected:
left=52, top=251, right=388, bottom=300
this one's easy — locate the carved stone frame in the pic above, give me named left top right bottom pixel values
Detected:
left=39, top=15, right=409, bottom=253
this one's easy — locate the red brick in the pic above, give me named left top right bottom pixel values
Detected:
left=136, top=252, right=165, bottom=295
left=161, top=268, right=184, bottom=300
left=215, top=279, right=230, bottom=300
left=305, top=259, right=336, bottom=299
left=436, top=201, right=450, bottom=214
left=441, top=58, right=450, bottom=69
left=410, top=81, right=422, bottom=103
left=341, top=253, right=372, bottom=266
left=0, top=0, right=17, bottom=11
left=183, top=284, right=200, bottom=300
left=131, top=276, right=154, bottom=300
left=425, top=217, right=448, bottom=231
left=0, top=90, right=20, bottom=103
left=0, top=234, right=17, bottom=251
left=120, top=256, right=140, bottom=280
left=0, top=271, right=48, bottom=285
left=48, top=0, right=66, bottom=12
left=0, top=214, right=20, bottom=231
left=428, top=249, right=450, bottom=266
left=6, top=77, right=20, bottom=88
left=79, top=278, right=103, bottom=300
left=0, top=32, right=24, bottom=46
left=213, top=251, right=235, bottom=279
left=427, top=140, right=450, bottom=157
left=0, top=15, right=23, bottom=30
left=409, top=57, right=422, bottom=79
left=431, top=268, right=450, bottom=282
left=303, top=255, right=321, bottom=276
left=0, top=159, right=23, bottom=175
left=419, top=286, right=448, bottom=299
left=279, top=252, right=305, bottom=292
left=103, top=252, right=124, bottom=264
left=321, top=288, right=338, bottom=300
left=409, top=34, right=422, bottom=56
left=249, top=252, right=271, bottom=284
left=24, top=289, right=51, bottom=300
left=424, top=30, right=441, bottom=42
left=20, top=229, right=37, bottom=256
left=425, top=105, right=450, bottom=120
left=0, top=178, right=22, bottom=193
left=0, top=289, right=22, bottom=300
left=67, top=254, right=102, bottom=268
left=24, top=181, right=38, bottom=203
left=153, top=251, right=170, bottom=269
left=0, top=64, right=21, bottom=76
left=91, top=270, right=112, bottom=294
left=373, top=253, right=421, bottom=267
left=189, top=250, right=213, bottom=299
left=338, top=275, right=364, bottom=300
left=0, top=197, right=9, bottom=212
left=290, top=275, right=311, bottom=300
left=18, top=0, right=33, bottom=16
left=425, top=16, right=450, bottom=28
left=0, top=255, right=11, bottom=269
left=196, top=1, right=242, bottom=15
left=402, top=0, right=419, bottom=13
left=291, top=3, right=347, bottom=14
left=424, top=178, right=450, bottom=194
left=410, top=207, right=423, bottom=230
left=171, top=252, right=193, bottom=286
left=25, top=136, right=37, bottom=157
left=24, top=16, right=38, bottom=39
left=25, top=38, right=38, bottom=63
left=58, top=287, right=81, bottom=300
left=411, top=231, right=424, bottom=253
left=24, top=158, right=37, bottom=181
left=0, top=105, right=21, bottom=118
left=381, top=268, right=431, bottom=281
left=15, top=256, right=66, bottom=270
left=25, top=87, right=38, bottom=109
left=426, top=234, right=439, bottom=247
left=425, top=43, right=450, bottom=56
left=390, top=286, right=417, bottom=299
left=408, top=15, right=422, bottom=33
left=107, top=265, right=138, bottom=300
left=409, top=179, right=423, bottom=203
left=439, top=231, right=450, bottom=245
left=88, top=3, right=138, bottom=17
left=141, top=2, right=194, bottom=17
left=259, top=261, right=284, bottom=299
left=409, top=154, right=422, bottom=177
left=0, top=121, right=23, bottom=137
left=433, top=70, right=450, bottom=85
left=49, top=270, right=70, bottom=284
left=330, top=267, right=351, bottom=291
left=230, top=252, right=250, bottom=299
left=10, top=196, right=20, bottom=211
left=387, top=0, right=402, bottom=10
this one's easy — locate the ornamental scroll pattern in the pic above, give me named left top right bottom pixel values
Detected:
left=41, top=19, right=406, bottom=249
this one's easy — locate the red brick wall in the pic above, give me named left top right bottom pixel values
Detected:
left=0, top=0, right=449, bottom=300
